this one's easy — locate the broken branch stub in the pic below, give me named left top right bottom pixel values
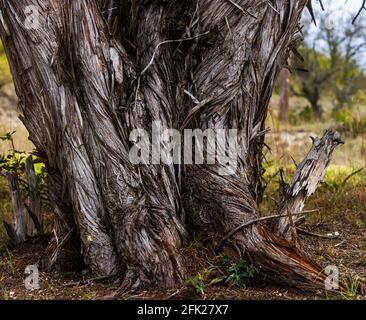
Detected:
left=6, top=172, right=27, bottom=244
left=25, top=155, right=42, bottom=235
left=276, top=129, right=344, bottom=242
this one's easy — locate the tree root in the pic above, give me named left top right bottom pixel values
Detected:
left=236, top=225, right=335, bottom=293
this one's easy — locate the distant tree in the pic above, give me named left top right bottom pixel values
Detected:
left=293, top=13, right=366, bottom=119
left=293, top=44, right=334, bottom=120
left=278, top=63, right=291, bottom=123
left=324, top=17, right=366, bottom=111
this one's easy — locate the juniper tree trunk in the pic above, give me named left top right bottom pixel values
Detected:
left=0, top=0, right=342, bottom=292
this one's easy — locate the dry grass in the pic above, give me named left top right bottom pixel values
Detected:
left=0, top=86, right=33, bottom=154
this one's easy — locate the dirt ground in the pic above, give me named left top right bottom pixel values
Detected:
left=1, top=183, right=365, bottom=300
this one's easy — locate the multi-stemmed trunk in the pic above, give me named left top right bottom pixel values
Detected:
left=0, top=0, right=342, bottom=292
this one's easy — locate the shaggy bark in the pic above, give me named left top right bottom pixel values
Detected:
left=25, top=155, right=42, bottom=235
left=2, top=157, right=42, bottom=243
left=276, top=130, right=344, bottom=242
left=0, top=0, right=342, bottom=292
left=4, top=173, right=26, bottom=243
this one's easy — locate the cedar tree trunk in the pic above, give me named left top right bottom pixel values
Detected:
left=0, top=0, right=343, bottom=292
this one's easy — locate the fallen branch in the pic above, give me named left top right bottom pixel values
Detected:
left=216, top=207, right=321, bottom=250
left=335, top=240, right=347, bottom=248
left=297, top=228, right=341, bottom=240
left=63, top=274, right=118, bottom=288
left=216, top=211, right=304, bottom=250
left=341, top=166, right=365, bottom=188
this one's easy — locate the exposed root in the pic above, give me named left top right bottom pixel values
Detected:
left=237, top=225, right=333, bottom=293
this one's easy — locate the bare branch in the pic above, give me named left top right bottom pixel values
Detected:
left=353, top=0, right=366, bottom=24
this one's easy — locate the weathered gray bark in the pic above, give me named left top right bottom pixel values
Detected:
left=0, top=0, right=342, bottom=292
left=3, top=156, right=43, bottom=243
left=25, top=155, right=42, bottom=235
left=276, top=130, right=344, bottom=242
left=4, top=172, right=27, bottom=244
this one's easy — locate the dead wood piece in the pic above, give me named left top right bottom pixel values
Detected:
left=297, top=228, right=341, bottom=240
left=25, top=155, right=42, bottom=236
left=341, top=166, right=365, bottom=188
left=7, top=172, right=26, bottom=243
left=216, top=211, right=305, bottom=250
left=24, top=203, right=42, bottom=234
left=63, top=274, right=118, bottom=288
left=276, top=130, right=344, bottom=242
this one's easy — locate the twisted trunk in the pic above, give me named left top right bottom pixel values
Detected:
left=0, top=0, right=341, bottom=292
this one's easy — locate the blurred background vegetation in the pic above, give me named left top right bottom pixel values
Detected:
left=267, top=8, right=366, bottom=172
left=0, top=41, right=33, bottom=155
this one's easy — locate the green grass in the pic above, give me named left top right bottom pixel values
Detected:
left=342, top=275, right=360, bottom=300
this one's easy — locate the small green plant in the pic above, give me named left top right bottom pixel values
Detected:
left=0, top=131, right=16, bottom=146
left=217, top=254, right=256, bottom=288
left=187, top=269, right=209, bottom=296
left=225, top=259, right=256, bottom=287
left=0, top=131, right=28, bottom=174
left=187, top=267, right=224, bottom=296
left=186, top=233, right=204, bottom=257
left=342, top=275, right=359, bottom=300
left=0, top=131, right=48, bottom=217
left=218, top=253, right=229, bottom=265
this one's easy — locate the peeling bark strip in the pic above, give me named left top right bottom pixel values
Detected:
left=276, top=130, right=344, bottom=242
left=0, top=0, right=343, bottom=292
